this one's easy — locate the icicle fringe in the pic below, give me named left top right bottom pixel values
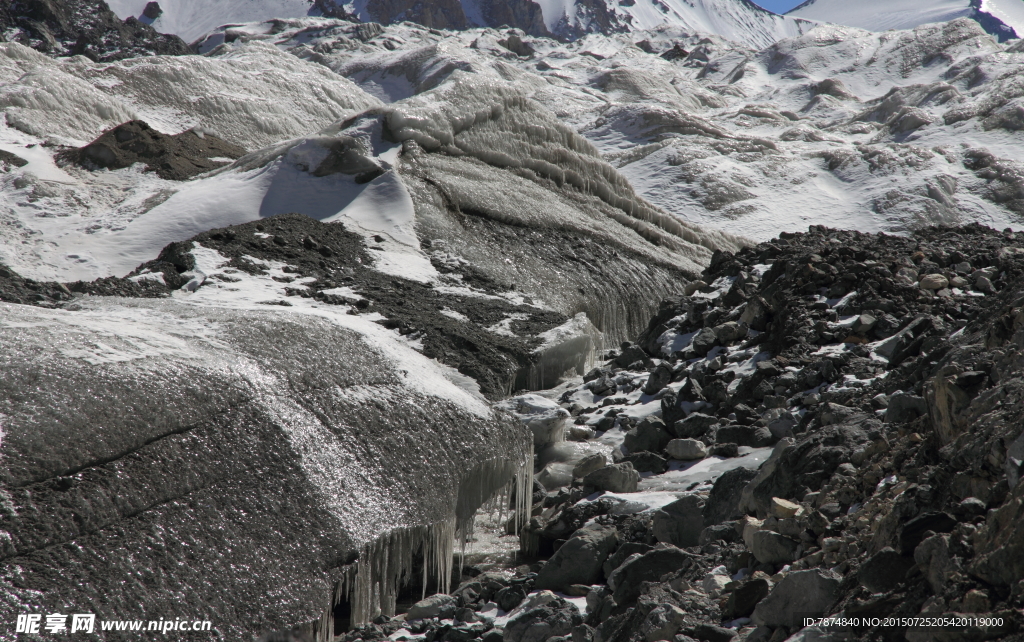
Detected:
left=325, top=444, right=533, bottom=633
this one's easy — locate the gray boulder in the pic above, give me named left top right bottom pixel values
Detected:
left=624, top=418, right=672, bottom=453
left=503, top=596, right=582, bottom=642
left=885, top=391, right=928, bottom=424
left=672, top=412, right=718, bottom=439
left=750, top=530, right=799, bottom=565
left=665, top=438, right=708, bottom=461
left=407, top=594, right=458, bottom=620
left=609, top=545, right=693, bottom=605
left=535, top=524, right=618, bottom=591
left=583, top=462, right=640, bottom=493
left=704, top=466, right=759, bottom=527
left=716, top=424, right=773, bottom=448
left=751, top=569, right=842, bottom=629
left=692, top=327, right=719, bottom=356
left=643, top=363, right=673, bottom=395
left=652, top=495, right=705, bottom=548
left=572, top=453, right=607, bottom=479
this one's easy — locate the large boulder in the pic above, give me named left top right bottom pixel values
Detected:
left=534, top=524, right=618, bottom=591
left=503, top=594, right=582, bottom=642
left=704, top=467, right=759, bottom=527
left=751, top=569, right=842, bottom=629
left=407, top=594, right=458, bottom=620
left=750, top=530, right=799, bottom=565
left=583, top=462, right=640, bottom=493
left=609, top=546, right=694, bottom=605
left=652, top=495, right=705, bottom=548
left=665, top=438, right=708, bottom=461
left=624, top=417, right=672, bottom=453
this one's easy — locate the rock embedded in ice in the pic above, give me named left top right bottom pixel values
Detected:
left=497, top=394, right=569, bottom=447
left=583, top=461, right=640, bottom=493
left=665, top=438, right=708, bottom=461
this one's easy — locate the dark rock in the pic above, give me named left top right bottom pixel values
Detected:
left=602, top=542, right=653, bottom=579
left=495, top=586, right=527, bottom=613
left=672, top=413, right=718, bottom=439
left=884, top=391, right=928, bottom=423
left=709, top=443, right=738, bottom=458
left=583, top=462, right=639, bottom=493
left=751, top=569, right=841, bottom=629
left=692, top=623, right=737, bottom=642
left=615, top=344, right=650, bottom=369
left=858, top=547, right=914, bottom=593
left=0, top=0, right=192, bottom=60
left=704, top=467, right=759, bottom=526
left=609, top=546, right=693, bottom=605
left=652, top=495, right=705, bottom=548
left=504, top=598, right=582, bottom=642
left=535, top=524, right=618, bottom=591
left=624, top=418, right=672, bottom=454
left=622, top=451, right=668, bottom=474
left=142, top=1, right=162, bottom=19
left=723, top=578, right=771, bottom=618
left=715, top=425, right=772, bottom=448
left=692, top=327, right=718, bottom=356
left=698, top=523, right=739, bottom=545
left=644, top=363, right=673, bottom=395
left=898, top=511, right=956, bottom=554
left=60, top=120, right=247, bottom=181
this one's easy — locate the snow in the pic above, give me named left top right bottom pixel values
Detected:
left=788, top=0, right=973, bottom=33
left=105, top=0, right=320, bottom=44
left=980, top=0, right=1024, bottom=37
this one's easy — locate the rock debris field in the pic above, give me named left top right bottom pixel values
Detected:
left=332, top=224, right=1024, bottom=642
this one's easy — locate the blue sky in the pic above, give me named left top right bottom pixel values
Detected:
left=752, top=0, right=805, bottom=13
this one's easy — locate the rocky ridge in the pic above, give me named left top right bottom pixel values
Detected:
left=0, top=0, right=192, bottom=61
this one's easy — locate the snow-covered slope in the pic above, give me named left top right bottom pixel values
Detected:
left=788, top=0, right=1023, bottom=40
left=552, top=0, right=813, bottom=47
left=787, top=0, right=974, bottom=32
left=105, top=0, right=319, bottom=43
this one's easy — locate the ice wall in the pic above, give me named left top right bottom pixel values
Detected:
left=0, top=298, right=532, bottom=638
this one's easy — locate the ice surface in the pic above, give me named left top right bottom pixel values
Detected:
left=0, top=40, right=381, bottom=150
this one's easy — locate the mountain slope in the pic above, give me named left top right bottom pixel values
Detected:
left=788, top=0, right=1022, bottom=40
left=105, top=0, right=322, bottom=43
left=105, top=0, right=811, bottom=47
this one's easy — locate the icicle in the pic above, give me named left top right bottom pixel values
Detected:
left=341, top=440, right=533, bottom=627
